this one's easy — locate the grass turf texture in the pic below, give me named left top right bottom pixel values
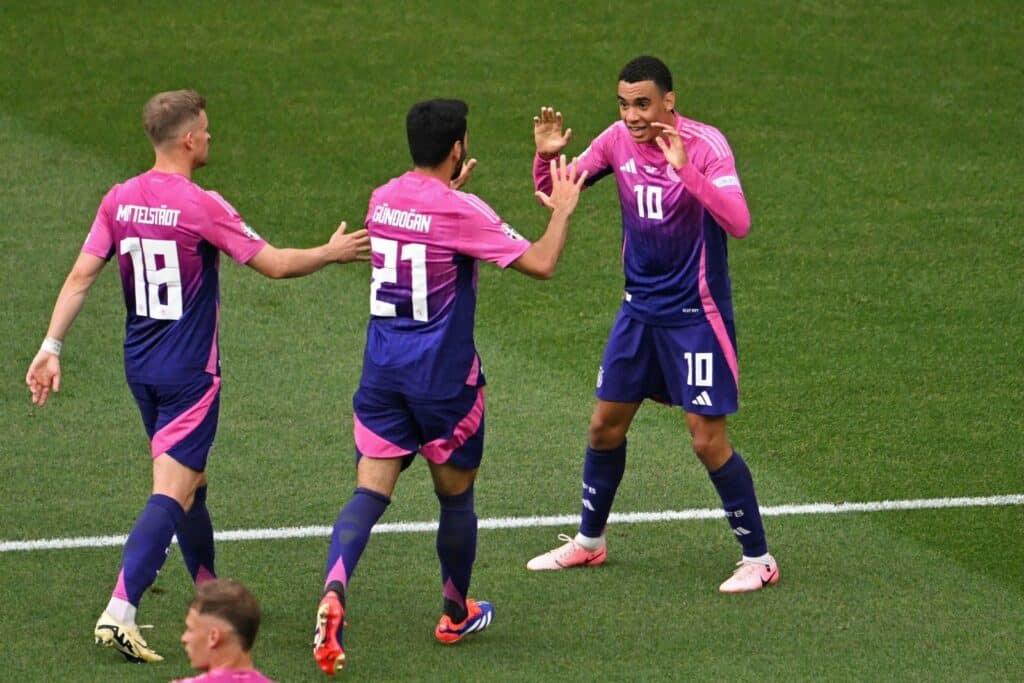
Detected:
left=2, top=1, right=1021, bottom=681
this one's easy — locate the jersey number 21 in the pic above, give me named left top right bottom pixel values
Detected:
left=370, top=236, right=429, bottom=321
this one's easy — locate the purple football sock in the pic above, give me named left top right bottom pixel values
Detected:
left=113, top=494, right=184, bottom=606
left=579, top=441, right=627, bottom=538
left=324, top=487, right=391, bottom=592
left=709, top=452, right=768, bottom=557
left=436, top=486, right=477, bottom=622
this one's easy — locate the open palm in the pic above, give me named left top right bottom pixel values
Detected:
left=533, top=107, right=573, bottom=158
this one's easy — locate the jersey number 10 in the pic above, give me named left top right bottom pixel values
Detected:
left=120, top=237, right=182, bottom=320
left=370, top=237, right=428, bottom=321
left=634, top=184, right=664, bottom=220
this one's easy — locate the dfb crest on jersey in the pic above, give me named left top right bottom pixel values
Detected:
left=241, top=222, right=262, bottom=240
left=501, top=223, right=525, bottom=241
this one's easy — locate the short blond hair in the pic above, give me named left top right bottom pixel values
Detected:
left=190, top=579, right=261, bottom=652
left=143, top=89, right=206, bottom=146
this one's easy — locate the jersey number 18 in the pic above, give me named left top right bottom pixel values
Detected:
left=119, top=237, right=182, bottom=320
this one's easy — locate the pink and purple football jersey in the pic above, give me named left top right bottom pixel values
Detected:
left=82, top=170, right=266, bottom=383
left=359, top=171, right=530, bottom=399
left=535, top=113, right=747, bottom=327
left=171, top=668, right=276, bottom=683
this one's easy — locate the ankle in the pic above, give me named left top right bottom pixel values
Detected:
left=573, top=532, right=605, bottom=551
left=742, top=552, right=773, bottom=566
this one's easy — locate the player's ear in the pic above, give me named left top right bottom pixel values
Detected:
left=207, top=626, right=223, bottom=648
left=663, top=91, right=676, bottom=113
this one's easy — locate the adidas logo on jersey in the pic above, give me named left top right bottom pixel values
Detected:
left=692, top=391, right=713, bottom=407
left=619, top=159, right=637, bottom=174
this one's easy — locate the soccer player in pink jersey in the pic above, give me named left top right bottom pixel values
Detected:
left=172, top=579, right=275, bottom=683
left=25, top=90, right=370, bottom=663
left=312, top=99, right=587, bottom=675
left=526, top=56, right=780, bottom=592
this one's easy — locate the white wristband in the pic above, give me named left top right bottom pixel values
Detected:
left=40, top=337, right=63, bottom=356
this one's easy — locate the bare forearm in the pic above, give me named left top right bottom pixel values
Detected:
left=261, top=245, right=332, bottom=279
left=47, top=287, right=88, bottom=340
left=521, top=209, right=572, bottom=279
left=47, top=266, right=101, bottom=340
left=537, top=209, right=572, bottom=259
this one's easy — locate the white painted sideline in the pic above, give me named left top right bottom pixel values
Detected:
left=3, top=494, right=1021, bottom=553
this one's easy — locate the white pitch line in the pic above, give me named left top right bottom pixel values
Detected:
left=2, top=494, right=1022, bottom=553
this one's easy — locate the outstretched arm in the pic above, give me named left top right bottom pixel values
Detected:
left=532, top=107, right=574, bottom=197
left=247, top=221, right=370, bottom=279
left=511, top=155, right=588, bottom=279
left=653, top=122, right=751, bottom=238
left=532, top=107, right=607, bottom=198
left=26, top=252, right=107, bottom=406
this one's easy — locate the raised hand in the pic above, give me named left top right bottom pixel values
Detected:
left=652, top=122, right=688, bottom=169
left=26, top=350, right=61, bottom=406
left=327, top=221, right=371, bottom=263
left=449, top=157, right=478, bottom=190
left=535, top=154, right=589, bottom=215
left=533, top=107, right=573, bottom=160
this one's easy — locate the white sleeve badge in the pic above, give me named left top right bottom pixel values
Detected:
left=241, top=222, right=262, bottom=240
left=502, top=223, right=525, bottom=241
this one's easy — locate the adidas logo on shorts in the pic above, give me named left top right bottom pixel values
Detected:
left=691, top=391, right=713, bottom=407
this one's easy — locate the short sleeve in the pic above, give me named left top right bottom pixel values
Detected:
left=453, top=192, right=531, bottom=268
left=197, top=191, right=267, bottom=264
left=81, top=186, right=118, bottom=260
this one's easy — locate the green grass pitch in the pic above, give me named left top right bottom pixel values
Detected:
left=1, top=1, right=1021, bottom=681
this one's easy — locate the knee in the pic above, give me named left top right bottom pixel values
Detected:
left=153, top=478, right=201, bottom=512
left=355, top=456, right=403, bottom=497
left=588, top=414, right=626, bottom=450
left=429, top=462, right=478, bottom=498
left=691, top=433, right=731, bottom=470
left=691, top=433, right=713, bottom=458
left=436, top=484, right=475, bottom=511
